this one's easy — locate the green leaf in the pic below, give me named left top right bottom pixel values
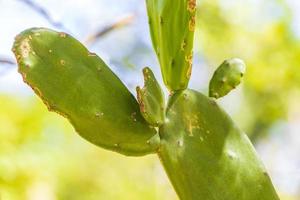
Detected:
left=13, top=28, right=159, bottom=156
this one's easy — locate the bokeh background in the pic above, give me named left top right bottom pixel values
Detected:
left=1, top=0, right=300, bottom=199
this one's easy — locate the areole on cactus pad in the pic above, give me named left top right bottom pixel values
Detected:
left=12, top=0, right=280, bottom=199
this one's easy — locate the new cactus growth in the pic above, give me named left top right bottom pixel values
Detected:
left=12, top=1, right=279, bottom=200
left=209, top=58, right=246, bottom=99
left=136, top=67, right=165, bottom=126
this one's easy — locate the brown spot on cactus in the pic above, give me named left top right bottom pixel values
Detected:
left=88, top=52, right=97, bottom=57
left=19, top=38, right=31, bottom=58
left=185, top=52, right=193, bottom=78
left=186, top=64, right=192, bottom=79
left=181, top=40, right=187, bottom=51
left=136, top=86, right=146, bottom=113
left=59, top=32, right=67, bottom=38
left=189, top=16, right=196, bottom=31
left=187, top=0, right=196, bottom=13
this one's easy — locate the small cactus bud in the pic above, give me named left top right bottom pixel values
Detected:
left=209, top=58, right=246, bottom=99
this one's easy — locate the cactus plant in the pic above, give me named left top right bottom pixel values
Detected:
left=12, top=1, right=280, bottom=200
left=209, top=58, right=246, bottom=99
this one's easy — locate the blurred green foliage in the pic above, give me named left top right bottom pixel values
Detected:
left=0, top=96, right=177, bottom=199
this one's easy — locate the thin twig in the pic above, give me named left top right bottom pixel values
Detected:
left=0, top=58, right=15, bottom=65
left=17, top=0, right=68, bottom=30
left=0, top=58, right=16, bottom=76
left=85, top=14, right=135, bottom=45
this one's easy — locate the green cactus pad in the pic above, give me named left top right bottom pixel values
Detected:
left=136, top=67, right=165, bottom=126
left=146, top=0, right=196, bottom=91
left=209, top=58, right=246, bottom=99
left=158, top=89, right=279, bottom=200
left=13, top=28, right=159, bottom=156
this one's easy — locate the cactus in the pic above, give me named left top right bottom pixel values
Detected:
left=159, top=89, right=279, bottom=200
left=146, top=0, right=196, bottom=91
left=209, top=58, right=246, bottom=99
left=12, top=1, right=280, bottom=200
left=136, top=67, right=165, bottom=126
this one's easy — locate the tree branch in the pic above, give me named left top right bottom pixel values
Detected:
left=17, top=0, right=68, bottom=30
left=0, top=58, right=15, bottom=65
left=85, top=14, right=135, bottom=45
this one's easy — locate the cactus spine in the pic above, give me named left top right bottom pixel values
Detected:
left=12, top=1, right=280, bottom=199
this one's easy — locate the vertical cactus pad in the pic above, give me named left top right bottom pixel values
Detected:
left=136, top=67, right=165, bottom=126
left=209, top=58, right=246, bottom=99
left=12, top=28, right=160, bottom=156
left=158, top=89, right=279, bottom=200
left=146, top=0, right=196, bottom=91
